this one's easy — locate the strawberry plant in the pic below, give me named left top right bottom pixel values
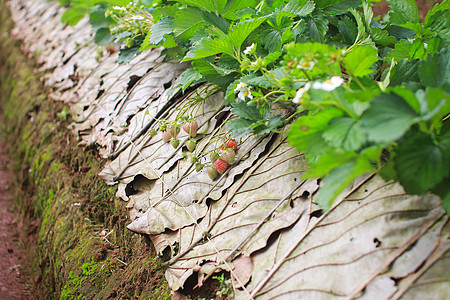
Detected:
left=60, top=0, right=449, bottom=213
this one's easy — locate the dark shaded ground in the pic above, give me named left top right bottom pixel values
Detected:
left=0, top=140, right=33, bottom=299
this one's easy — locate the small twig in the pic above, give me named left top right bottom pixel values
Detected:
left=114, top=257, right=128, bottom=266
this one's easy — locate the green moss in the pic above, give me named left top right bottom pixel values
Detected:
left=0, top=2, right=171, bottom=299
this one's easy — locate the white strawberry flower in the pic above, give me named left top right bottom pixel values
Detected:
left=296, top=59, right=316, bottom=70
left=292, top=82, right=311, bottom=104
left=112, top=6, right=126, bottom=11
left=312, top=76, right=344, bottom=91
left=243, top=43, right=256, bottom=55
left=234, top=82, right=253, bottom=100
left=131, top=15, right=145, bottom=20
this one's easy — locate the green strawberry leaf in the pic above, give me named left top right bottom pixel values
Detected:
left=360, top=93, right=419, bottom=143
left=173, top=7, right=205, bottom=43
left=118, top=46, right=140, bottom=64
left=230, top=100, right=262, bottom=122
left=387, top=0, right=419, bottom=25
left=419, top=49, right=450, bottom=88
left=282, top=0, right=315, bottom=17
left=192, top=59, right=235, bottom=87
left=307, top=10, right=329, bottom=43
left=94, top=28, right=114, bottom=46
left=184, top=36, right=234, bottom=60
left=344, top=45, right=378, bottom=78
left=222, top=0, right=257, bottom=20
left=178, top=68, right=205, bottom=91
left=89, top=6, right=114, bottom=30
left=337, top=15, right=358, bottom=45
left=227, top=118, right=254, bottom=137
left=322, top=117, right=366, bottom=151
left=399, top=23, right=435, bottom=37
left=261, top=28, right=283, bottom=52
left=303, top=149, right=357, bottom=179
left=315, top=0, right=346, bottom=9
left=229, top=17, right=268, bottom=51
left=288, top=107, right=343, bottom=156
left=322, top=0, right=360, bottom=16
left=201, top=11, right=229, bottom=34
left=371, top=28, right=396, bottom=46
left=148, top=17, right=174, bottom=45
left=315, top=155, right=375, bottom=210
left=61, top=7, right=87, bottom=26
left=424, top=1, right=450, bottom=39
left=394, top=133, right=450, bottom=194
left=389, top=59, right=420, bottom=87
left=174, top=0, right=227, bottom=15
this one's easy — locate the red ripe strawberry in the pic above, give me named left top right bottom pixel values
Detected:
left=221, top=139, right=238, bottom=152
left=168, top=126, right=180, bottom=138
left=220, top=149, right=235, bottom=165
left=182, top=120, right=198, bottom=138
left=206, top=165, right=218, bottom=180
left=162, top=131, right=171, bottom=143
left=214, top=158, right=230, bottom=174
left=171, top=138, right=180, bottom=149
left=185, top=139, right=197, bottom=152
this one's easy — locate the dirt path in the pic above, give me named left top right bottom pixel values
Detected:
left=0, top=140, right=33, bottom=299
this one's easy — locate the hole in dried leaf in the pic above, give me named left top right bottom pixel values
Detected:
left=301, top=191, right=310, bottom=199
left=214, top=111, right=230, bottom=129
left=390, top=276, right=401, bottom=286
left=310, top=209, right=323, bottom=219
left=127, top=75, right=142, bottom=92
left=163, top=81, right=172, bottom=89
left=179, top=271, right=224, bottom=299
left=373, top=237, right=382, bottom=248
left=95, top=89, right=104, bottom=100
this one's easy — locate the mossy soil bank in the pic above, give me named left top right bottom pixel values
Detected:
left=0, top=2, right=171, bottom=299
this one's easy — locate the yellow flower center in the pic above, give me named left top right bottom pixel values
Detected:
left=301, top=62, right=311, bottom=68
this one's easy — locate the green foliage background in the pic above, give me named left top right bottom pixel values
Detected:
left=60, top=0, right=449, bottom=211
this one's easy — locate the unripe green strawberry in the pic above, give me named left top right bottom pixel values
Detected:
left=206, top=165, right=218, bottom=180
left=185, top=139, right=197, bottom=152
left=220, top=149, right=235, bottom=165
left=162, top=131, right=171, bottom=143
left=221, top=139, right=238, bottom=152
left=210, top=151, right=219, bottom=163
left=171, top=138, right=180, bottom=149
left=214, top=158, right=230, bottom=174
left=182, top=120, right=198, bottom=137
left=195, top=163, right=203, bottom=172
left=190, top=155, right=198, bottom=164
left=168, top=126, right=180, bottom=138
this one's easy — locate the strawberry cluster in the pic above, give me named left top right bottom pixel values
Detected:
left=207, top=139, right=238, bottom=180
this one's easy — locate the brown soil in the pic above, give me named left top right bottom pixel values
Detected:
left=372, top=0, right=443, bottom=22
left=0, top=140, right=33, bottom=299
